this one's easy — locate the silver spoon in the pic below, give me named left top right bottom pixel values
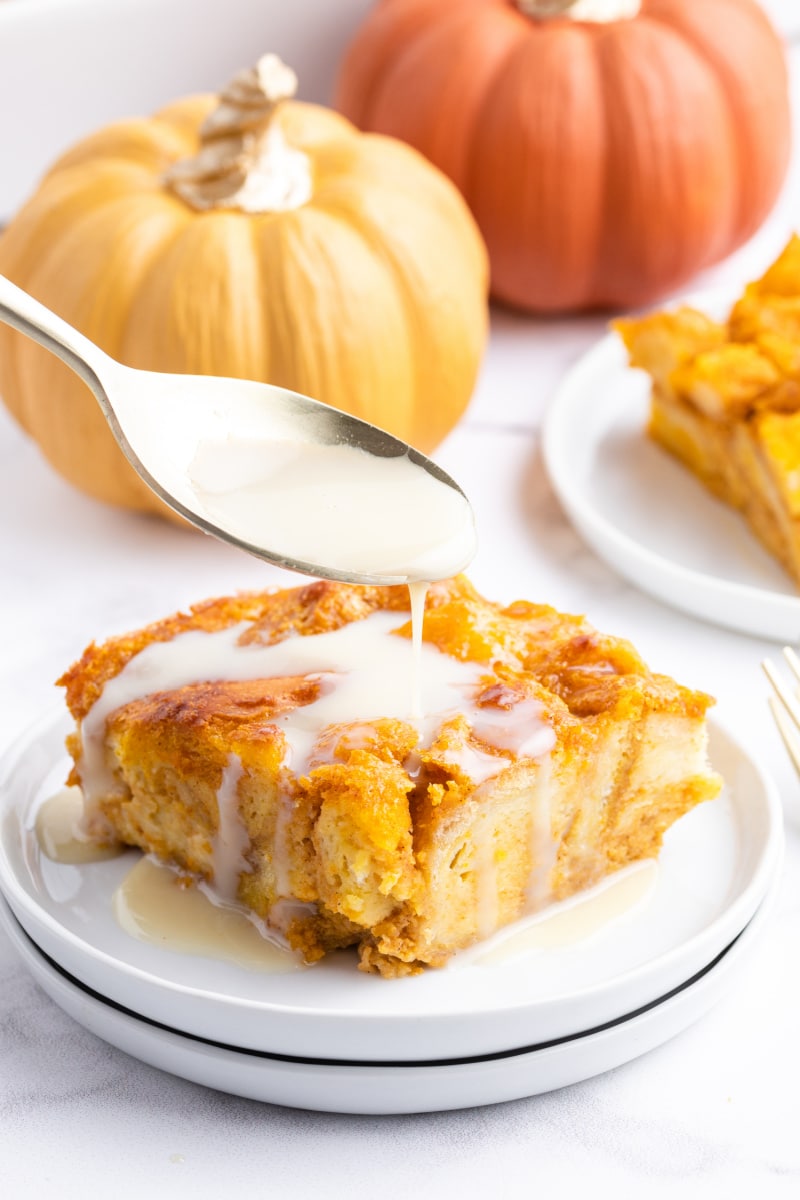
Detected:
left=0, top=275, right=476, bottom=585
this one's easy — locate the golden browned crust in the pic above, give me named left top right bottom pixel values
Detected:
left=58, top=581, right=411, bottom=720
left=60, top=576, right=720, bottom=975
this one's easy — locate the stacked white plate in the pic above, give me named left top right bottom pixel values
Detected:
left=0, top=710, right=783, bottom=1114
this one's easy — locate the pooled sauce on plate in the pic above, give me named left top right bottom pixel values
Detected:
left=472, top=861, right=659, bottom=966
left=113, top=856, right=301, bottom=974
left=33, top=787, right=658, bottom=970
left=111, top=855, right=657, bottom=971
left=35, top=787, right=124, bottom=865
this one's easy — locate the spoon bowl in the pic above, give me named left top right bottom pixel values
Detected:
left=0, top=275, right=477, bottom=585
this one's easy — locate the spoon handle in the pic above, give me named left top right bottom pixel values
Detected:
left=0, top=274, right=114, bottom=400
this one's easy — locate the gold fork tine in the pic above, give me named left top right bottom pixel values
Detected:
left=762, top=657, right=800, bottom=724
left=783, top=645, right=800, bottom=685
left=768, top=695, right=800, bottom=777
left=763, top=655, right=800, bottom=776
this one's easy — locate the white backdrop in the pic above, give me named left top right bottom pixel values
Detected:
left=0, top=0, right=797, bottom=221
left=0, top=0, right=373, bottom=219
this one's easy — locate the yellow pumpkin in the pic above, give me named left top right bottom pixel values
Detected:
left=0, top=56, right=488, bottom=515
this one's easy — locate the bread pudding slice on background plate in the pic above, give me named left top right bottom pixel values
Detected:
left=543, top=248, right=800, bottom=641
left=615, top=237, right=800, bottom=590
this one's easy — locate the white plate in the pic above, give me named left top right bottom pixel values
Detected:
left=0, top=883, right=778, bottom=1114
left=0, top=710, right=782, bottom=1063
left=542, top=308, right=800, bottom=643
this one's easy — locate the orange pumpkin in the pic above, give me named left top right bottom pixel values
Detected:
left=336, top=0, right=791, bottom=313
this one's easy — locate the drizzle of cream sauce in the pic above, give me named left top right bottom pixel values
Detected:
left=472, top=810, right=500, bottom=940
left=78, top=612, right=555, bottom=807
left=472, top=699, right=557, bottom=760
left=76, top=590, right=560, bottom=953
left=271, top=782, right=295, bottom=900
left=443, top=701, right=558, bottom=788
left=407, top=580, right=429, bottom=720
left=525, top=755, right=557, bottom=911
left=211, top=754, right=249, bottom=899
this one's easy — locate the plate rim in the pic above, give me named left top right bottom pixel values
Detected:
left=0, top=875, right=778, bottom=1113
left=0, top=891, right=766, bottom=1068
left=541, top=301, right=800, bottom=635
left=0, top=705, right=784, bottom=1035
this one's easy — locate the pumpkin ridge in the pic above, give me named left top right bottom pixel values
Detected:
left=461, top=17, right=539, bottom=204
left=639, top=0, right=790, bottom=250
left=253, top=213, right=319, bottom=401
left=154, top=96, right=217, bottom=140
left=0, top=165, right=174, bottom=448
left=587, top=15, right=737, bottom=305
left=301, top=202, right=418, bottom=436
left=585, top=29, right=612, bottom=309
left=587, top=15, right=655, bottom=306
left=311, top=186, right=485, bottom=448
left=114, top=211, right=195, bottom=373
left=259, top=203, right=361, bottom=378
left=398, top=5, right=513, bottom=187
left=124, top=214, right=266, bottom=378
left=84, top=199, right=191, bottom=357
left=458, top=10, right=540, bottom=208
left=246, top=214, right=271, bottom=385
left=312, top=195, right=424, bottom=441
left=46, top=118, right=197, bottom=180
left=14, top=193, right=192, bottom=511
left=468, top=22, right=606, bottom=310
left=628, top=7, right=743, bottom=268
left=337, top=0, right=466, bottom=124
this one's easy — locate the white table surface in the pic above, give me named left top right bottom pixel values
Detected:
left=2, top=10, right=800, bottom=1200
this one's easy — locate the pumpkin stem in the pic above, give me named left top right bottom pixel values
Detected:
left=517, top=0, right=641, bottom=19
left=164, top=54, right=312, bottom=213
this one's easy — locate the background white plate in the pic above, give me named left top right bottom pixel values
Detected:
left=0, top=883, right=777, bottom=1114
left=542, top=310, right=800, bottom=643
left=0, top=709, right=782, bottom=1062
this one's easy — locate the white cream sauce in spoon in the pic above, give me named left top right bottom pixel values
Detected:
left=0, top=275, right=478, bottom=588
left=188, top=437, right=477, bottom=585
